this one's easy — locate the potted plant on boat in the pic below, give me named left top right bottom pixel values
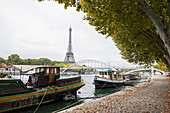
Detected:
left=0, top=73, right=7, bottom=78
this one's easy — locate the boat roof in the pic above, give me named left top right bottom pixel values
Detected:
left=11, top=65, right=60, bottom=74
left=0, top=78, right=21, bottom=81
left=97, top=69, right=117, bottom=72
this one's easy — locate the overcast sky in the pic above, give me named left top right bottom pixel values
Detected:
left=0, top=0, right=137, bottom=68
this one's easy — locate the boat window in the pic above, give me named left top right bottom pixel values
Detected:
left=102, top=72, right=104, bottom=75
left=35, top=68, right=39, bottom=73
left=40, top=68, right=44, bottom=72
left=46, top=68, right=49, bottom=74
left=38, top=68, right=41, bottom=72
left=37, top=68, right=40, bottom=73
left=55, top=68, right=59, bottom=73
left=51, top=68, right=53, bottom=74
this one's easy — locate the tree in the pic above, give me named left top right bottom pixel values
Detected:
left=0, top=54, right=72, bottom=67
left=7, top=54, right=22, bottom=65
left=157, top=60, right=169, bottom=72
left=22, top=59, right=32, bottom=65
left=80, top=0, right=170, bottom=70
left=39, top=58, right=51, bottom=65
left=0, top=57, right=6, bottom=64
left=37, top=0, right=170, bottom=70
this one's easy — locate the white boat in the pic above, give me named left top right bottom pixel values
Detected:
left=94, top=69, right=124, bottom=89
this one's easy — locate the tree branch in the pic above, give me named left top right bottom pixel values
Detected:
left=142, top=31, right=167, bottom=56
left=138, top=0, right=168, bottom=43
left=145, top=29, right=165, bottom=47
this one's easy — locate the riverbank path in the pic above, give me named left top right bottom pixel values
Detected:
left=58, top=74, right=170, bottom=113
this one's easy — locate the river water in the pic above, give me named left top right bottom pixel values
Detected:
left=8, top=75, right=136, bottom=113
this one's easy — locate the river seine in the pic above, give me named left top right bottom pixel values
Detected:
left=8, top=75, right=133, bottom=113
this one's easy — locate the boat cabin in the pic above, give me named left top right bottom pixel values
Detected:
left=10, top=65, right=83, bottom=89
left=27, top=66, right=82, bottom=89
left=97, top=69, right=123, bottom=81
left=28, top=66, right=60, bottom=88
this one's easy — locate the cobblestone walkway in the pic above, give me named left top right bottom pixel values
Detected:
left=58, top=75, right=170, bottom=113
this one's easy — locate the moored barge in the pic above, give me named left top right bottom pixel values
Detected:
left=0, top=65, right=85, bottom=112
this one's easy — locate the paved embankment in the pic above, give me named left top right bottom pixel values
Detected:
left=58, top=74, right=170, bottom=113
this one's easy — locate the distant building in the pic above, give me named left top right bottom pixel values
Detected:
left=64, top=27, right=76, bottom=64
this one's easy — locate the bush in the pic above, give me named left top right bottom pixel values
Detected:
left=0, top=72, right=8, bottom=78
left=3, top=73, right=8, bottom=76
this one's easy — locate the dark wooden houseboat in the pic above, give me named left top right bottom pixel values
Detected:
left=0, top=65, right=85, bottom=112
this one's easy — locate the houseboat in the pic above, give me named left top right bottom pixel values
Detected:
left=0, top=65, right=85, bottom=112
left=94, top=69, right=124, bottom=89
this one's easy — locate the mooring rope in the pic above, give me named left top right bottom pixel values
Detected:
left=52, top=77, right=107, bottom=113
left=33, top=88, right=48, bottom=113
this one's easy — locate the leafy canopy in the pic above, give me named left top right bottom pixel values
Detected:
left=80, top=0, right=167, bottom=66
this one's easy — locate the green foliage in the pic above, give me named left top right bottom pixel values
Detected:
left=1, top=54, right=71, bottom=68
left=0, top=57, right=6, bottom=64
left=81, top=64, right=87, bottom=67
left=153, top=64, right=158, bottom=69
left=54, top=61, right=70, bottom=68
left=7, top=54, right=22, bottom=65
left=38, top=0, right=81, bottom=11
left=80, top=0, right=168, bottom=66
left=157, top=60, right=169, bottom=72
left=2, top=73, right=8, bottom=76
left=0, top=72, right=8, bottom=78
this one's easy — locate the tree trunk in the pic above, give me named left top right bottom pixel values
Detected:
left=139, top=0, right=170, bottom=71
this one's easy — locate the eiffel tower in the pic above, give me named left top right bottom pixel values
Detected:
left=64, top=27, right=76, bottom=64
